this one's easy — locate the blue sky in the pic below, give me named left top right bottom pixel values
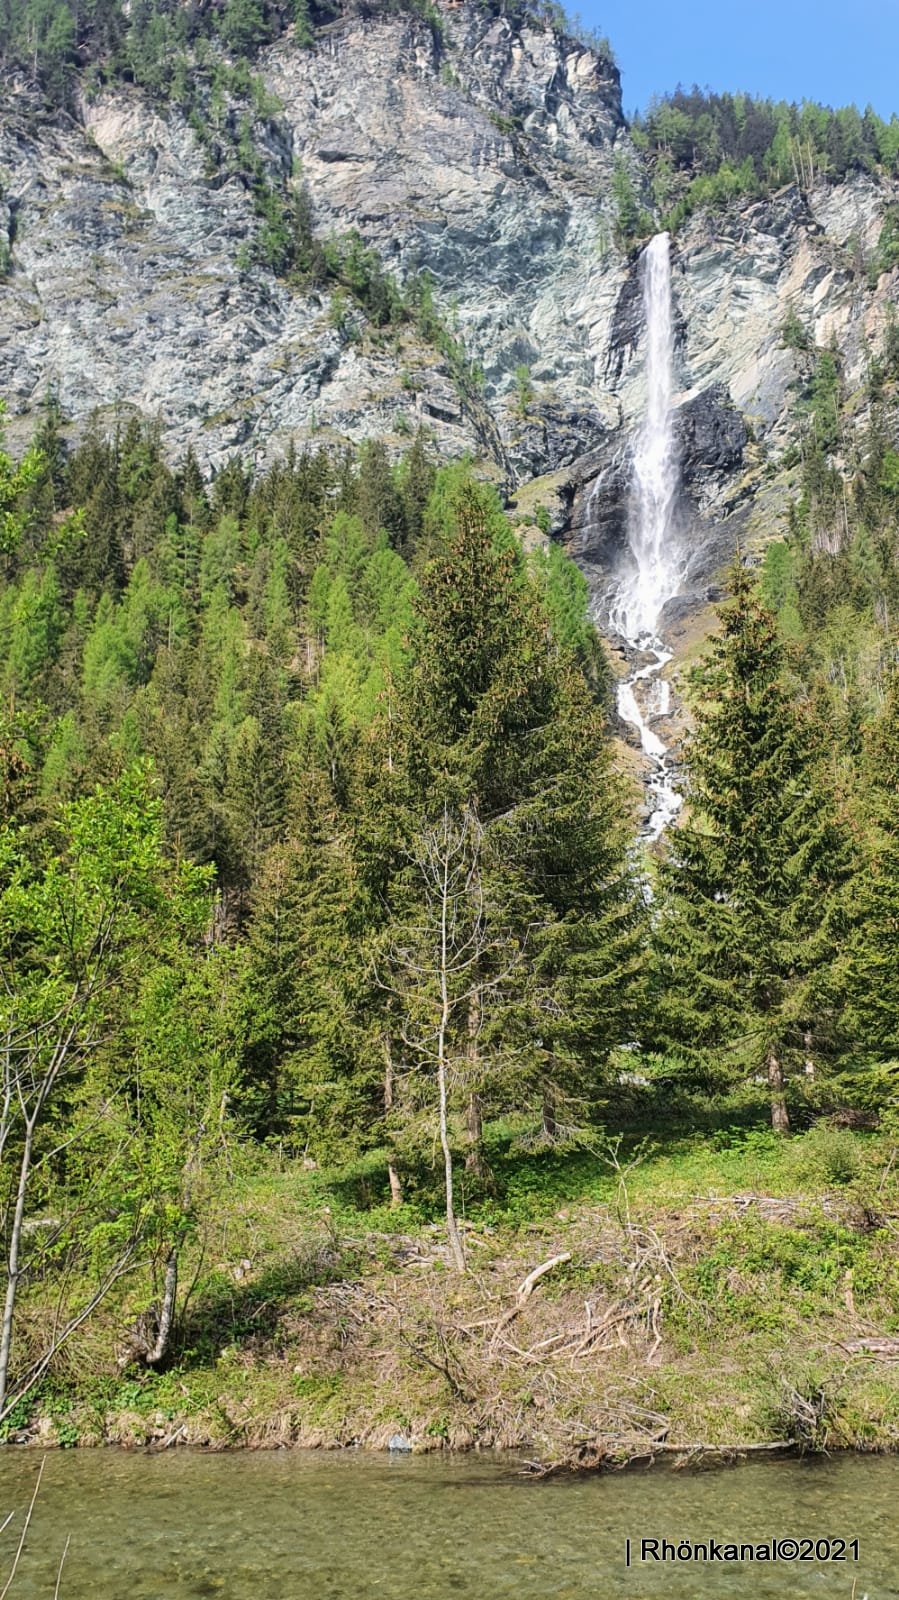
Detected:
left=583, top=0, right=899, bottom=119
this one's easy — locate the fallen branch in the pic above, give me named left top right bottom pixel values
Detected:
left=522, top=1438, right=794, bottom=1477
left=646, top=1297, right=662, bottom=1366
left=489, top=1254, right=571, bottom=1353
left=53, top=1536, right=70, bottom=1600
left=150, top=1423, right=187, bottom=1451
left=837, top=1337, right=899, bottom=1359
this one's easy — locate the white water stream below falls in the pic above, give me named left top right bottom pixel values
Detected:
left=609, top=231, right=684, bottom=841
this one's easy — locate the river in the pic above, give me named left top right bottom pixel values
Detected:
left=0, top=1449, right=896, bottom=1597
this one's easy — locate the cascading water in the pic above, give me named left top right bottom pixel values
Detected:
left=610, top=232, right=684, bottom=840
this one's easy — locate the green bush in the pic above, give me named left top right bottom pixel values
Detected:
left=791, top=1124, right=863, bottom=1187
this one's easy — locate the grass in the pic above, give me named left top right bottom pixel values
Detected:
left=257, top=1102, right=877, bottom=1235
left=7, top=1108, right=899, bottom=1466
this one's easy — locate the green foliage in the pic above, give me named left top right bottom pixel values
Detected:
left=790, top=1122, right=862, bottom=1186
left=1, top=343, right=899, bottom=1399
left=804, top=349, right=842, bottom=454
left=0, top=404, right=44, bottom=556
left=759, top=540, right=803, bottom=640
left=873, top=205, right=899, bottom=279
left=0, top=763, right=221, bottom=1413
left=358, top=476, right=643, bottom=1191
left=218, top=0, right=270, bottom=55
left=662, top=156, right=758, bottom=233
left=635, top=88, right=899, bottom=234
left=610, top=157, right=651, bottom=250
left=406, top=274, right=486, bottom=403
left=529, top=538, right=612, bottom=699
left=652, top=563, right=856, bottom=1129
left=323, top=232, right=407, bottom=327
left=513, top=363, right=534, bottom=417
left=780, top=303, right=811, bottom=353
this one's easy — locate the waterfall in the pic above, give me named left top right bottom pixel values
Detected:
left=610, top=231, right=683, bottom=840
left=612, top=232, right=682, bottom=642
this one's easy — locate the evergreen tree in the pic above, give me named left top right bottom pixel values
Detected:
left=652, top=562, right=855, bottom=1130
left=0, top=403, right=44, bottom=568
left=397, top=430, right=436, bottom=555
left=241, top=774, right=370, bottom=1153
left=847, top=672, right=899, bottom=1069
left=356, top=439, right=404, bottom=549
left=360, top=475, right=641, bottom=1184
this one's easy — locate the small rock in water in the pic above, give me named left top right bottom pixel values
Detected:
left=387, top=1433, right=413, bottom=1452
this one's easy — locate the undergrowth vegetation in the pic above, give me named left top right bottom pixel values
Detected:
left=2, top=364, right=899, bottom=1456
left=4, top=1118, right=898, bottom=1463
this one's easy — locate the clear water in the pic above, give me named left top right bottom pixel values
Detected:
left=1, top=1448, right=896, bottom=1598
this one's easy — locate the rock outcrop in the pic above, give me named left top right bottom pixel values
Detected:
left=0, top=5, right=630, bottom=476
left=0, top=0, right=898, bottom=611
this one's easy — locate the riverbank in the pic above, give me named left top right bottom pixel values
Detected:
left=5, top=1119, right=899, bottom=1467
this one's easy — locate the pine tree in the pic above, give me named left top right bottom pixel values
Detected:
left=359, top=474, right=641, bottom=1189
left=847, top=672, right=899, bottom=1067
left=222, top=662, right=288, bottom=896
left=397, top=430, right=436, bottom=555
left=241, top=774, right=371, bottom=1153
left=652, top=561, right=855, bottom=1130
left=356, top=439, right=404, bottom=549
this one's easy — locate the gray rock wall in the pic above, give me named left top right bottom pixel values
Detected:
left=0, top=0, right=897, bottom=539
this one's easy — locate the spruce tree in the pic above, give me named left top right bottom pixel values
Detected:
left=359, top=474, right=641, bottom=1196
left=241, top=772, right=371, bottom=1153
left=847, top=672, right=899, bottom=1067
left=652, top=561, right=854, bottom=1130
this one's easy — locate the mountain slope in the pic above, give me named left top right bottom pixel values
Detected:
left=1, top=0, right=898, bottom=616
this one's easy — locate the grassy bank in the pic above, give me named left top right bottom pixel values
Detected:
left=5, top=1115, right=899, bottom=1468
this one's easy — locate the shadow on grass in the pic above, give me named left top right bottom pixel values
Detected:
left=310, top=1086, right=780, bottom=1228
left=174, top=1241, right=360, bottom=1368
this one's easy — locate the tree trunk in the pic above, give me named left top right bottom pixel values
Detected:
left=438, top=861, right=465, bottom=1274
left=383, top=1040, right=403, bottom=1208
left=541, top=1086, right=557, bottom=1142
left=144, top=1247, right=179, bottom=1367
left=767, top=1049, right=790, bottom=1134
left=0, top=1122, right=34, bottom=1416
left=464, top=1092, right=488, bottom=1176
left=803, top=1030, right=816, bottom=1079
left=438, top=1046, right=465, bottom=1273
left=464, top=993, right=488, bottom=1179
left=387, top=1164, right=404, bottom=1208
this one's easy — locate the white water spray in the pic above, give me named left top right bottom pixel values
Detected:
left=610, top=232, right=684, bottom=839
left=612, top=232, right=682, bottom=641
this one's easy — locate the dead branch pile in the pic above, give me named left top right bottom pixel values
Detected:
left=306, top=1210, right=708, bottom=1466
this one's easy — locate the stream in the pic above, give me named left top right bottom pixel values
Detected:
left=615, top=639, right=681, bottom=840
left=0, top=1448, right=896, bottom=1597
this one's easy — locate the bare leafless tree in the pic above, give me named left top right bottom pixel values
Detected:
left=376, top=804, right=522, bottom=1272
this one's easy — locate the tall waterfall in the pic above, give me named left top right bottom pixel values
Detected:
left=611, top=231, right=683, bottom=839
left=612, top=232, right=682, bottom=642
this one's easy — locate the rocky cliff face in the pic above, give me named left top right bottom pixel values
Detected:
left=0, top=4, right=630, bottom=477
left=1, top=2, right=898, bottom=611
